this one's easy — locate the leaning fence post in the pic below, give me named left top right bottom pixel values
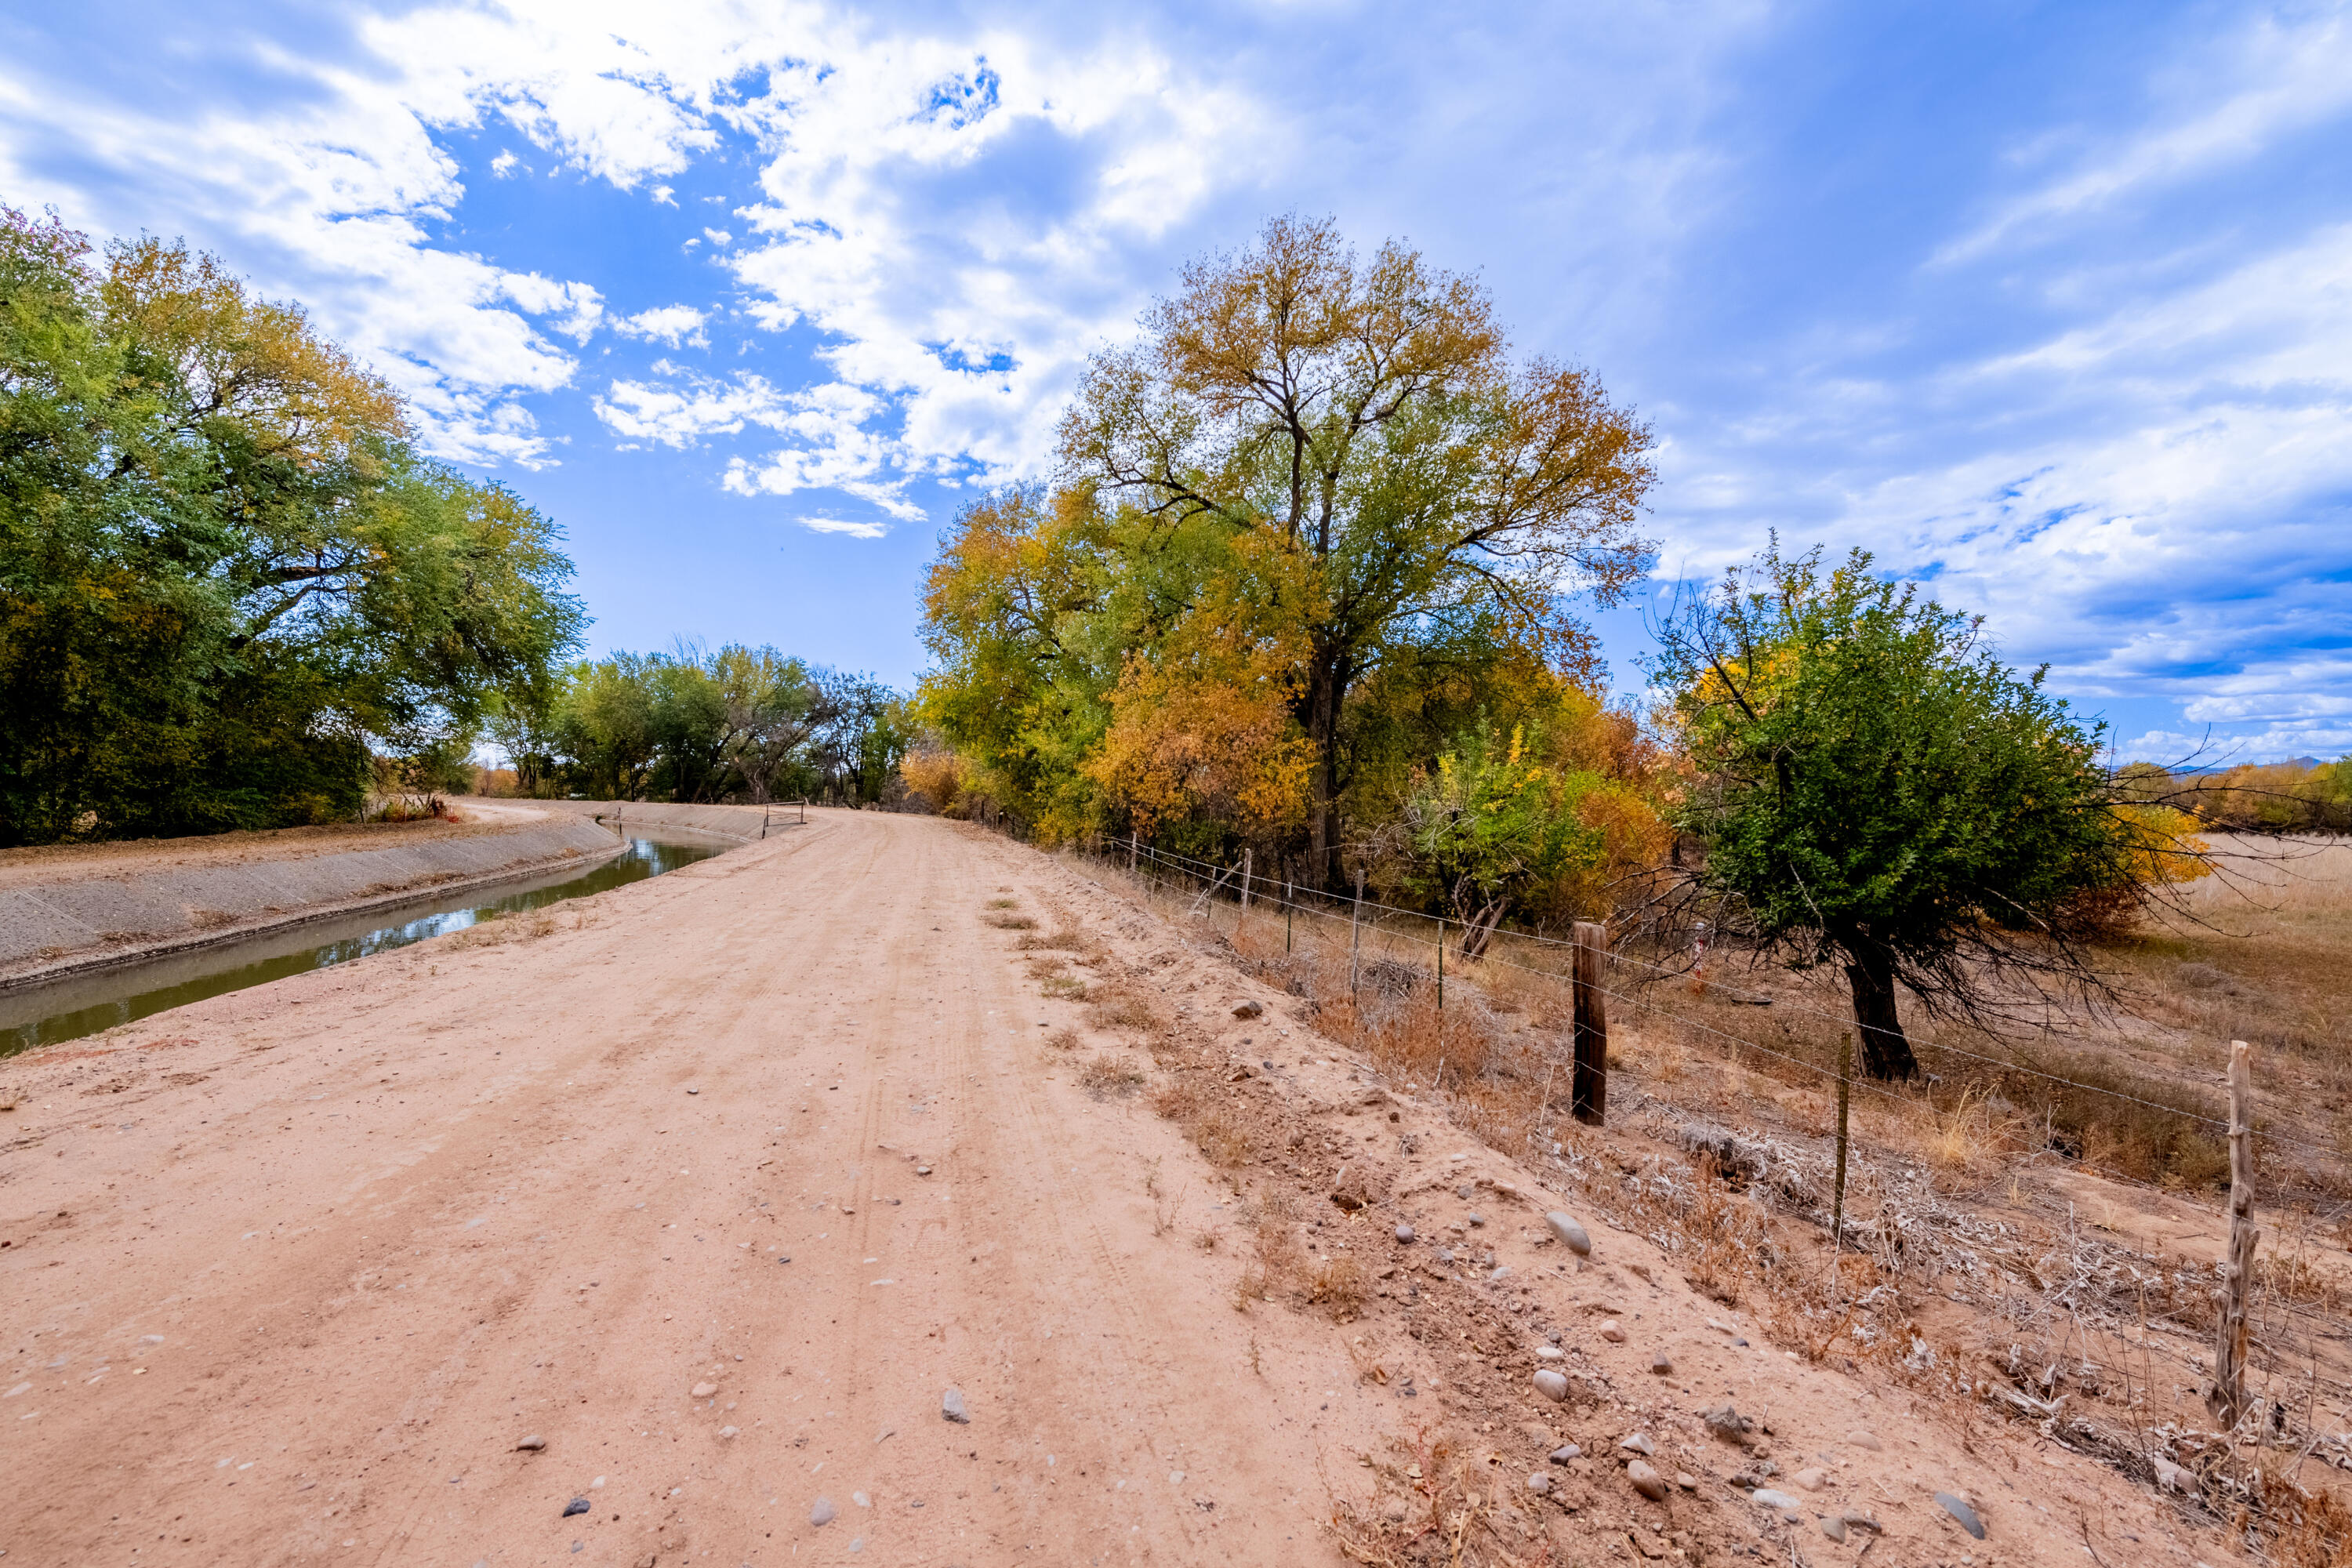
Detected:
left=1570, top=920, right=1608, bottom=1126
left=1285, top=882, right=1293, bottom=954
left=2208, top=1039, right=2259, bottom=1432
left=1436, top=918, right=1445, bottom=1010
left=1241, top=848, right=1252, bottom=915
left=1129, top=833, right=1138, bottom=873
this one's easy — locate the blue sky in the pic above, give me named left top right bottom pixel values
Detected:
left=5, top=1, right=2348, bottom=763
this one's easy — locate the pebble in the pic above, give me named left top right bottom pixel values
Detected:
left=718, top=1425, right=739, bottom=1439
left=1703, top=1403, right=1755, bottom=1445
left=1232, top=1000, right=1264, bottom=1019
left=1820, top=1516, right=1849, bottom=1543
left=1650, top=1351, right=1673, bottom=1375
left=1599, top=1319, right=1626, bottom=1343
left=811, top=1497, right=837, bottom=1526
left=1544, top=1211, right=1592, bottom=1255
left=1751, top=1489, right=1802, bottom=1515
left=1794, top=1467, right=1828, bottom=1491
left=942, top=1387, right=970, bottom=1424
left=562, top=1497, right=590, bottom=1517
left=1395, top=1224, right=1415, bottom=1243
left=686, top=1087, right=699, bottom=1094
left=1935, top=1491, right=1987, bottom=1539
left=1466, top=1212, right=1485, bottom=1227
left=691, top=1382, right=718, bottom=1399
left=1626, top=1460, right=1668, bottom=1501
left=1837, top=1509, right=1882, bottom=1533
left=1549, top=1444, right=1581, bottom=1464
left=1527, top=1472, right=1553, bottom=1496
left=1535, top=1346, right=1564, bottom=1361
left=1619, top=1433, right=1655, bottom=1456
left=916, top=1166, right=932, bottom=1177
left=1677, top=1472, right=1697, bottom=1492
left=1436, top=1247, right=1454, bottom=1265
left=1846, top=1428, right=1882, bottom=1451
left=1532, top=1370, right=1570, bottom=1403
left=514, top=1436, right=546, bottom=1452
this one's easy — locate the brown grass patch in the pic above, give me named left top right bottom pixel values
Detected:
left=1044, top=1027, right=1081, bottom=1052
left=1077, top=1052, right=1145, bottom=1098
left=1015, top=921, right=1092, bottom=953
left=985, top=896, right=1019, bottom=909
left=1040, top=973, right=1089, bottom=1000
left=1087, top=983, right=1165, bottom=1034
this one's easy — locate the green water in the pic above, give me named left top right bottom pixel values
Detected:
left=0, top=833, right=728, bottom=1057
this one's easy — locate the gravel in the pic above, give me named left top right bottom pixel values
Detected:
left=942, top=1386, right=970, bottom=1424
left=1935, top=1491, right=1987, bottom=1539
left=562, top=1497, right=590, bottom=1517
left=1532, top=1369, right=1570, bottom=1402
left=810, top=1497, right=836, bottom=1526
left=1394, top=1224, right=1414, bottom=1243
left=1626, top=1460, right=1668, bottom=1501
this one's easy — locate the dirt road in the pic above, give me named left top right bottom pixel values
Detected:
left=2, top=811, right=1374, bottom=1566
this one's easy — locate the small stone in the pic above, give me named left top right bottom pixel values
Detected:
left=1846, top=1428, right=1882, bottom=1451
left=1677, top=1472, right=1697, bottom=1492
left=1549, top=1444, right=1581, bottom=1464
left=691, top=1382, right=718, bottom=1399
left=1795, top=1467, right=1828, bottom=1491
left=1627, top=1460, right=1668, bottom=1501
left=1528, top=1472, right=1553, bottom=1495
left=1935, top=1491, right=1987, bottom=1539
left=942, top=1387, right=970, bottom=1424
left=1704, top=1404, right=1755, bottom=1446
left=1835, top=1509, right=1883, bottom=1533
left=1436, top=1247, right=1454, bottom=1264
left=1232, top=1000, right=1263, bottom=1018
left=810, top=1497, right=836, bottom=1526
left=686, top=1087, right=699, bottom=1094
left=1544, top=1211, right=1592, bottom=1255
left=1619, top=1433, right=1655, bottom=1456
left=1820, top=1516, right=1849, bottom=1543
left=562, top=1497, right=590, bottom=1517
left=915, top=1165, right=932, bottom=1176
left=1533, top=1369, right=1570, bottom=1403
left=1751, top=1489, right=1802, bottom=1515
left=1536, top=1345, right=1564, bottom=1361
left=514, top=1436, right=546, bottom=1451
left=1395, top=1224, right=1416, bottom=1243
left=1599, top=1319, right=1626, bottom=1343
left=1466, top=1212, right=1485, bottom=1227
left=1650, top=1351, right=1674, bottom=1375
left=718, top=1425, right=739, bottom=1439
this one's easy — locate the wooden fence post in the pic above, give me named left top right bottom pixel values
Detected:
left=1831, top=1030, right=1853, bottom=1249
left=1349, top=871, right=1365, bottom=999
left=2208, top=1039, right=2259, bottom=1432
left=1129, top=833, right=1138, bottom=873
left=1241, top=848, right=1252, bottom=914
left=1570, top=920, right=1608, bottom=1126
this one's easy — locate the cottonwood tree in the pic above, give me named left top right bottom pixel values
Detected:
left=1653, top=543, right=2205, bottom=1080
left=1055, top=215, right=1656, bottom=886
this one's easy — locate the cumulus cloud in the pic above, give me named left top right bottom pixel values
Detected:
left=611, top=303, right=710, bottom=347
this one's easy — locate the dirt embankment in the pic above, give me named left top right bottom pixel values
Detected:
left=0, top=804, right=621, bottom=988
left=0, top=808, right=2253, bottom=1568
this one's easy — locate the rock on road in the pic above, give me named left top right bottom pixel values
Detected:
left=0, top=811, right=1352, bottom=1565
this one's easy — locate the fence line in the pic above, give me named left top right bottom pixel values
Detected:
left=1063, top=845, right=2352, bottom=1350
left=1094, top=838, right=2346, bottom=1167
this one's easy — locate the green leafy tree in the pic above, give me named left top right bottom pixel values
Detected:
left=1398, top=721, right=1603, bottom=957
left=1654, top=543, right=2201, bottom=1080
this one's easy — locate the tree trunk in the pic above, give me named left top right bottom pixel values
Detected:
left=1844, top=946, right=1918, bottom=1081
left=1301, top=652, right=1346, bottom=890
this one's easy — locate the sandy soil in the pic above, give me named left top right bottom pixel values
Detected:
left=0, top=811, right=2254, bottom=1567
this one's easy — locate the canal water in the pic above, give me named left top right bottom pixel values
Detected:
left=0, top=831, right=730, bottom=1058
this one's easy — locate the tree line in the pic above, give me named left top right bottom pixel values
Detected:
left=480, top=648, right=909, bottom=807
left=916, top=216, right=2215, bottom=1080
left=2, top=203, right=583, bottom=844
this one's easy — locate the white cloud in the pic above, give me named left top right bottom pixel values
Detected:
left=490, top=148, right=520, bottom=177
left=612, top=303, right=710, bottom=347
left=702, top=227, right=731, bottom=246
left=651, top=183, right=676, bottom=205
left=496, top=272, right=605, bottom=342
left=593, top=372, right=788, bottom=448
left=798, top=515, right=891, bottom=539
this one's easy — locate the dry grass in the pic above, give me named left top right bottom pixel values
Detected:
left=1044, top=1026, right=1081, bottom=1052
left=985, top=896, right=1020, bottom=909
left=1015, top=921, right=1092, bottom=953
left=1040, top=973, right=1089, bottom=1000
left=1305, top=1250, right=1367, bottom=1316
left=1087, top=982, right=1166, bottom=1034
left=982, top=910, right=1037, bottom=930
left=1076, top=1051, right=1145, bottom=1098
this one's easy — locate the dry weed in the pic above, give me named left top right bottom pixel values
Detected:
left=985, top=897, right=1019, bottom=909
left=984, top=911, right=1037, bottom=931
left=1044, top=1026, right=1080, bottom=1053
left=1077, top=1052, right=1144, bottom=1098
left=1088, top=983, right=1166, bottom=1034
left=1040, top=974, right=1090, bottom=1000
left=1306, top=1251, right=1367, bottom=1316
left=1016, top=921, right=1091, bottom=953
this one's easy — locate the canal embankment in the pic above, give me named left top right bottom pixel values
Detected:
left=0, top=804, right=624, bottom=989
